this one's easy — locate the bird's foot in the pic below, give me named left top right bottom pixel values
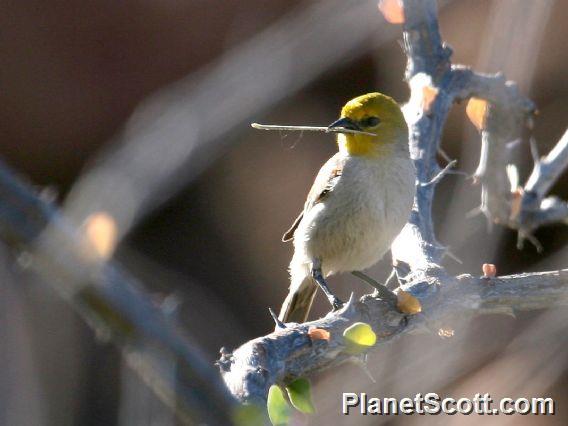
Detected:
left=329, top=295, right=344, bottom=311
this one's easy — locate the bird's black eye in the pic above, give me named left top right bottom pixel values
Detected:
left=360, top=116, right=380, bottom=127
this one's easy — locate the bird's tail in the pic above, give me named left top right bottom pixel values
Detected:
left=278, top=269, right=316, bottom=324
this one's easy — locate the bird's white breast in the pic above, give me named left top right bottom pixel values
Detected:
left=293, top=153, right=415, bottom=276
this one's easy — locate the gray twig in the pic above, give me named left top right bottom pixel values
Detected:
left=519, top=129, right=568, bottom=235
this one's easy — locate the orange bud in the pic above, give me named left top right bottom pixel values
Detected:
left=421, top=85, right=439, bottom=113
left=482, top=263, right=497, bottom=278
left=378, top=0, right=405, bottom=24
left=397, top=290, right=422, bottom=314
left=466, top=98, right=489, bottom=131
left=308, top=327, right=330, bottom=341
left=509, top=188, right=523, bottom=220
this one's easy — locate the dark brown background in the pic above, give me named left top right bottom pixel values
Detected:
left=1, top=1, right=566, bottom=425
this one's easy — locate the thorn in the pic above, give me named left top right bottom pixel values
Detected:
left=420, top=159, right=458, bottom=187
left=351, top=271, right=397, bottom=302
left=466, top=205, right=483, bottom=219
left=442, top=42, right=453, bottom=56
left=39, top=185, right=59, bottom=204
left=438, top=147, right=452, bottom=162
left=384, top=268, right=398, bottom=290
left=216, top=347, right=234, bottom=371
left=526, top=115, right=535, bottom=130
left=160, top=292, right=182, bottom=317
left=342, top=293, right=358, bottom=315
left=444, top=248, right=463, bottom=265
left=529, top=137, right=540, bottom=163
left=470, top=174, right=481, bottom=185
left=516, top=233, right=525, bottom=250
left=482, top=263, right=497, bottom=279
left=506, top=138, right=522, bottom=151
left=393, top=260, right=411, bottom=284
left=528, top=234, right=544, bottom=254
left=506, top=164, right=519, bottom=192
left=393, top=259, right=410, bottom=274
left=269, top=307, right=287, bottom=329
left=518, top=232, right=543, bottom=253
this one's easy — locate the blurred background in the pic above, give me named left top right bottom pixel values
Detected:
left=0, top=0, right=567, bottom=425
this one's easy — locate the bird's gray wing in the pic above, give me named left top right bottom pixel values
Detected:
left=282, top=154, right=344, bottom=242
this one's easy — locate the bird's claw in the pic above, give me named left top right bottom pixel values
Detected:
left=330, top=296, right=344, bottom=311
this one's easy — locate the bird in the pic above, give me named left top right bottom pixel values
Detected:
left=278, top=92, right=415, bottom=323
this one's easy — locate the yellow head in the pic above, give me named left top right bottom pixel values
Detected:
left=328, top=92, right=408, bottom=157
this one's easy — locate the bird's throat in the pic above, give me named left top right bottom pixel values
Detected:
left=338, top=134, right=382, bottom=157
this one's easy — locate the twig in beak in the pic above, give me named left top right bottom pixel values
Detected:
left=251, top=123, right=376, bottom=136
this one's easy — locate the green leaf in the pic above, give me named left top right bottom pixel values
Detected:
left=232, top=404, right=265, bottom=426
left=286, top=378, right=316, bottom=414
left=343, top=322, right=377, bottom=354
left=267, top=385, right=291, bottom=425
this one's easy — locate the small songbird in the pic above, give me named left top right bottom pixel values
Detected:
left=278, top=92, right=415, bottom=323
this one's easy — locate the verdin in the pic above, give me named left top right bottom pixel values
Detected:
left=278, top=92, right=415, bottom=323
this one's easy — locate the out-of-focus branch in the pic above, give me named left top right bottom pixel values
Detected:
left=525, top=130, right=568, bottom=199
left=518, top=129, right=568, bottom=239
left=461, top=5, right=568, bottom=249
left=221, top=0, right=566, bottom=408
left=62, top=0, right=407, bottom=242
left=471, top=93, right=530, bottom=227
left=474, top=123, right=568, bottom=250
left=0, top=161, right=236, bottom=425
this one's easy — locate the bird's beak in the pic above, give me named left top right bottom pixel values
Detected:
left=327, top=117, right=362, bottom=132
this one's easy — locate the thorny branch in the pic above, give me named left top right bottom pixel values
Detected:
left=472, top=101, right=568, bottom=250
left=517, top=129, right=568, bottom=249
left=220, top=0, right=568, bottom=406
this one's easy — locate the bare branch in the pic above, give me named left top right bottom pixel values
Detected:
left=475, top=124, right=568, bottom=246
left=221, top=269, right=568, bottom=404
left=519, top=129, right=568, bottom=233
left=526, top=129, right=568, bottom=197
